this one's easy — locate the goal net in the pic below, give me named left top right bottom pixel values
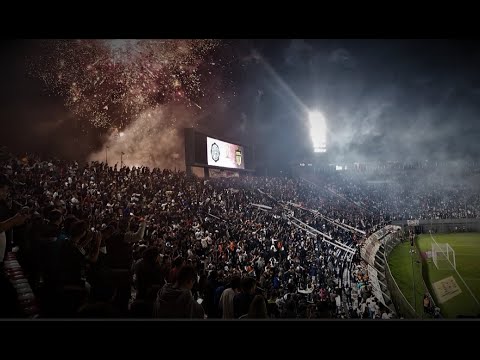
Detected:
left=432, top=242, right=456, bottom=270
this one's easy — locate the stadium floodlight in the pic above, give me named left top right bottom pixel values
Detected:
left=309, top=111, right=327, bottom=153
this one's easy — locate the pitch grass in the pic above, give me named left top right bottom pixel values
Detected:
left=416, top=233, right=480, bottom=318
left=388, top=241, right=428, bottom=317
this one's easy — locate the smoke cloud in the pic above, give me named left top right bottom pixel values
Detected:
left=89, top=104, right=197, bottom=169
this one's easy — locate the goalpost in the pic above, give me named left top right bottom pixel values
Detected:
left=431, top=241, right=456, bottom=271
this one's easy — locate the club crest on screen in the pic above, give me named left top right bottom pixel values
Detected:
left=211, top=143, right=220, bottom=162
left=235, top=148, right=242, bottom=166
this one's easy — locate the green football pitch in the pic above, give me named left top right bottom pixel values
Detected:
left=389, top=232, right=480, bottom=318
left=387, top=241, right=429, bottom=317
left=417, top=233, right=480, bottom=318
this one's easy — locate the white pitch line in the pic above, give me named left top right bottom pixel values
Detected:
left=451, top=253, right=480, bottom=256
left=448, top=245, right=480, bottom=247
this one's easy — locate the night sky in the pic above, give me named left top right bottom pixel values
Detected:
left=1, top=39, right=479, bottom=169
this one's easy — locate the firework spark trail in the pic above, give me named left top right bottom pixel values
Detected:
left=27, top=39, right=240, bottom=169
left=28, top=39, right=222, bottom=129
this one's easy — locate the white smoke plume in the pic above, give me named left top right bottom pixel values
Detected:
left=89, top=105, right=195, bottom=170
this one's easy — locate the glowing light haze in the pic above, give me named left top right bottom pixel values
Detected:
left=309, top=111, right=327, bottom=153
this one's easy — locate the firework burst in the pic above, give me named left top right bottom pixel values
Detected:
left=28, top=39, right=221, bottom=128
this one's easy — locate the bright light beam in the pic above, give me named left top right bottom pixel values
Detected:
left=309, top=111, right=327, bottom=153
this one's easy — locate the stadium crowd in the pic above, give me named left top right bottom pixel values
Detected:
left=1, top=150, right=477, bottom=319
left=304, top=170, right=480, bottom=221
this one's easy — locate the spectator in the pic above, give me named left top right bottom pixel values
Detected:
left=219, top=276, right=241, bottom=319
left=135, top=247, right=163, bottom=301
left=248, top=294, right=268, bottom=318
left=168, top=256, right=184, bottom=284
left=154, top=265, right=204, bottom=318
left=423, top=294, right=431, bottom=314
left=233, top=277, right=257, bottom=318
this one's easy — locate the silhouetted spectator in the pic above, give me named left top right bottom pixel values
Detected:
left=154, top=265, right=204, bottom=318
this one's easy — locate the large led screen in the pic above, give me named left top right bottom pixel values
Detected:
left=206, top=136, right=245, bottom=169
